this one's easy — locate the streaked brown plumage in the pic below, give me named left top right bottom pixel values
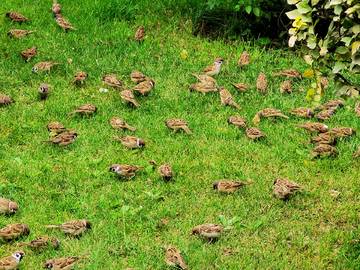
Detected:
left=315, top=100, right=344, bottom=110
left=325, top=127, right=356, bottom=138
left=270, top=69, right=302, bottom=78
left=110, top=135, right=145, bottom=149
left=131, top=71, right=148, bottom=83
left=40, top=132, right=79, bottom=147
left=38, top=83, right=50, bottom=98
left=238, top=51, right=250, bottom=68
left=32, top=61, right=61, bottom=72
left=257, top=72, right=267, bottom=92
left=158, top=163, right=173, bottom=179
left=110, top=117, right=136, bottom=131
left=165, top=118, right=192, bottom=134
left=121, top=90, right=140, bottom=107
left=294, top=123, right=328, bottom=133
left=246, top=127, right=267, bottom=140
left=0, top=198, right=18, bottom=214
left=311, top=144, right=338, bottom=157
left=130, top=79, right=155, bottom=96
left=300, top=134, right=336, bottom=145
left=0, top=250, right=26, bottom=270
left=289, top=107, right=314, bottom=118
left=15, top=46, right=37, bottom=61
left=202, top=58, right=224, bottom=76
left=352, top=146, right=360, bottom=158
left=230, top=83, right=248, bottom=92
left=7, top=29, right=37, bottom=39
left=103, top=74, right=124, bottom=88
left=134, top=25, right=145, bottom=41
left=44, top=253, right=90, bottom=269
left=192, top=223, right=234, bottom=238
left=227, top=115, right=247, bottom=128
left=45, top=219, right=91, bottom=236
left=355, top=101, right=360, bottom=117
left=273, top=178, right=310, bottom=199
left=190, top=73, right=217, bottom=86
left=46, top=122, right=74, bottom=135
left=189, top=82, right=217, bottom=94
left=0, top=94, right=11, bottom=105
left=315, top=109, right=335, bottom=121
left=0, top=223, right=30, bottom=240
left=71, top=71, right=88, bottom=84
left=280, top=80, right=292, bottom=93
left=253, top=108, right=289, bottom=124
left=6, top=12, right=32, bottom=25
left=320, top=77, right=329, bottom=90
left=55, top=14, right=77, bottom=31
left=18, top=236, right=60, bottom=250
left=213, top=180, right=255, bottom=193
left=52, top=0, right=61, bottom=15
left=217, top=87, right=242, bottom=110
left=109, top=164, right=144, bottom=178
left=68, top=104, right=97, bottom=115
left=165, top=247, right=188, bottom=269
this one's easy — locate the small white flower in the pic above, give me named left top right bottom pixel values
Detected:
left=99, top=88, right=104, bottom=92
left=104, top=89, right=109, bottom=92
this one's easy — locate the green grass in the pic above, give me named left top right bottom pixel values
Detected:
left=1, top=0, right=360, bottom=269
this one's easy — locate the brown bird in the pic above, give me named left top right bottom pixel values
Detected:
left=0, top=250, right=26, bottom=270
left=315, top=100, right=344, bottom=110
left=300, top=134, right=337, bottom=145
left=0, top=94, right=11, bottom=105
left=134, top=25, right=146, bottom=41
left=44, top=253, right=90, bottom=269
left=40, top=132, right=79, bottom=147
left=320, top=77, right=329, bottom=90
left=213, top=180, right=255, bottom=193
left=294, top=123, right=328, bottom=133
left=38, top=83, right=50, bottom=99
left=68, top=104, right=97, bottom=115
left=230, top=83, right=248, bottom=92
left=130, top=79, right=155, bottom=96
left=103, top=74, right=124, bottom=88
left=238, top=51, right=250, bottom=68
left=217, top=87, right=242, bottom=110
left=0, top=198, right=18, bottom=214
left=55, top=14, right=77, bottom=31
left=109, top=164, right=144, bottom=178
left=192, top=223, right=234, bottom=239
left=202, top=58, right=224, bottom=76
left=110, top=117, right=136, bottom=131
left=315, top=109, right=335, bottom=121
left=325, top=127, right=356, bottom=138
left=189, top=82, right=217, bottom=95
left=7, top=29, right=37, bottom=39
left=355, top=101, right=360, bottom=117
left=121, top=89, right=140, bottom=107
left=110, top=135, right=145, bottom=149
left=273, top=178, right=310, bottom=199
left=190, top=73, right=218, bottom=86
left=71, top=71, right=88, bottom=84
left=0, top=223, right=30, bottom=240
left=289, top=107, right=314, bottom=118
left=165, top=118, right=192, bottom=134
left=32, top=61, right=61, bottom=72
left=46, top=122, right=74, bottom=136
left=270, top=69, right=302, bottom=78
left=130, top=71, right=148, bottom=83
left=253, top=108, right=289, bottom=124
left=6, top=12, right=32, bottom=25
left=246, top=127, right=267, bottom=140
left=257, top=72, right=267, bottom=92
left=165, top=247, right=188, bottom=269
left=45, top=219, right=91, bottom=236
left=311, top=144, right=338, bottom=157
left=52, top=0, right=61, bottom=15
left=280, top=80, right=292, bottom=93
left=158, top=163, right=173, bottom=179
left=15, top=46, right=37, bottom=61
left=352, top=146, right=360, bottom=158
left=18, top=236, right=60, bottom=250
left=227, top=115, right=247, bottom=128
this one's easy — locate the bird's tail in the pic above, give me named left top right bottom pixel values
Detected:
left=294, top=124, right=305, bottom=128
left=231, top=102, right=242, bottom=110
left=52, top=63, right=62, bottom=66
left=180, top=262, right=188, bottom=269
left=190, top=73, right=199, bottom=78
left=44, top=225, right=61, bottom=228
left=18, top=242, right=31, bottom=247
left=68, top=110, right=82, bottom=115
left=353, top=152, right=360, bottom=158
left=182, top=126, right=193, bottom=134
left=270, top=72, right=281, bottom=76
left=53, top=0, right=58, bottom=4
left=28, top=30, right=38, bottom=34
left=78, top=253, right=91, bottom=259
left=356, top=112, right=360, bottom=117
left=299, top=140, right=311, bottom=144
left=253, top=114, right=261, bottom=124
left=244, top=182, right=255, bottom=185
left=137, top=167, right=145, bottom=170
left=40, top=139, right=53, bottom=142
left=315, top=105, right=324, bottom=110
left=110, top=135, right=120, bottom=139
left=125, top=124, right=136, bottom=131
left=278, top=113, right=290, bottom=119
left=71, top=27, right=78, bottom=31
left=131, top=100, right=140, bottom=107
left=223, top=226, right=235, bottom=230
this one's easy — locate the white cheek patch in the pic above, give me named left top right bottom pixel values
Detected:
left=137, top=138, right=140, bottom=147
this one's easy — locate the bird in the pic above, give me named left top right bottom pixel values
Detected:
left=289, top=107, right=314, bottom=118
left=294, top=123, right=328, bottom=133
left=300, top=134, right=337, bottom=145
left=165, top=119, right=192, bottom=134
left=18, top=236, right=60, bottom=250
left=68, top=104, right=97, bottom=115
left=15, top=46, right=37, bottom=61
left=7, top=29, right=37, bottom=39
left=165, top=247, right=188, bottom=269
left=217, top=87, right=242, bottom=110
left=192, top=223, right=234, bottom=239
left=40, top=132, right=79, bottom=147
left=110, top=117, right=136, bottom=131
left=32, top=61, right=61, bottom=72
left=213, top=180, right=255, bottom=193
left=273, top=178, right=310, bottom=199
left=0, top=250, right=26, bottom=270
left=6, top=12, right=32, bottom=25
left=110, top=135, right=145, bottom=149
left=230, top=83, right=248, bottom=92
left=315, top=109, right=335, bottom=121
left=158, top=219, right=169, bottom=227
left=158, top=163, right=173, bottom=180
left=121, top=90, right=140, bottom=107
left=355, top=101, right=360, bottom=117
left=227, top=115, right=247, bottom=128
left=0, top=223, right=30, bottom=240
left=352, top=146, right=360, bottom=158
left=55, top=14, right=77, bottom=31
left=257, top=72, right=267, bottom=92
left=71, top=72, right=88, bottom=84
left=130, top=71, right=148, bottom=83
left=280, top=80, right=292, bottom=93
left=238, top=51, right=250, bottom=68
left=103, top=74, right=124, bottom=88
left=202, top=58, right=224, bottom=76
left=52, top=0, right=61, bottom=15
left=253, top=108, right=289, bottom=124
left=245, top=127, right=267, bottom=140
left=43, top=253, right=90, bottom=270
left=315, top=100, right=344, bottom=110
left=189, top=82, right=217, bottom=94
left=270, top=69, right=302, bottom=78
left=190, top=73, right=217, bottom=86
left=130, top=79, right=155, bottom=96
left=45, top=219, right=91, bottom=236
left=38, top=83, right=50, bottom=99
left=109, top=164, right=144, bottom=178
left=134, top=25, right=146, bottom=41
left=0, top=94, right=11, bottom=105
left=0, top=198, right=18, bottom=214
left=320, top=77, right=329, bottom=90
left=311, top=144, right=338, bottom=157
left=324, top=127, right=356, bottom=138
left=46, top=122, right=74, bottom=136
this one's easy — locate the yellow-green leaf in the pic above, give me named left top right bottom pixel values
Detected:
left=313, top=95, right=321, bottom=101
left=352, top=41, right=360, bottom=55
left=303, top=67, right=315, bottom=78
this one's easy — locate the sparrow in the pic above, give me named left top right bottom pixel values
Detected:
left=71, top=72, right=88, bottom=84
left=110, top=117, right=136, bottom=131
left=43, top=253, right=90, bottom=269
left=38, top=83, right=50, bottom=98
left=280, top=80, right=292, bottom=93
left=130, top=71, right=148, bottom=83
left=324, top=127, right=356, bottom=138
left=110, top=135, right=145, bottom=149
left=270, top=69, right=302, bottom=78
left=158, top=163, right=173, bottom=179
left=230, top=83, right=248, bottom=92
left=253, top=108, right=289, bottom=124
left=15, top=46, right=37, bottom=61
left=0, top=198, right=18, bottom=214
left=109, top=164, right=144, bottom=178
left=217, top=87, right=242, bottom=110
left=311, top=144, right=338, bottom=157
left=158, top=219, right=169, bottom=227
left=320, top=77, right=329, bottom=90
left=134, top=25, right=145, bottom=41
left=245, top=127, right=267, bottom=140
left=352, top=146, right=360, bottom=158
left=165, top=247, right=188, bottom=269
left=55, top=14, right=77, bottom=31
left=0, top=223, right=30, bottom=240
left=68, top=104, right=97, bottom=115
left=213, top=180, right=255, bottom=193
left=300, top=134, right=337, bottom=145
left=238, top=51, right=250, bottom=68
left=0, top=94, right=11, bottom=105
left=256, top=72, right=267, bottom=92
left=121, top=90, right=140, bottom=106
left=18, top=236, right=60, bottom=250
left=165, top=118, right=192, bottom=134
left=315, top=100, right=344, bottom=110
left=52, top=0, right=61, bottom=15
left=227, top=115, right=247, bottom=128
left=192, top=223, right=234, bottom=239
left=130, top=79, right=155, bottom=96
left=355, top=101, right=360, bottom=117
left=40, top=132, right=79, bottom=147
left=289, top=107, right=314, bottom=118
left=45, top=219, right=91, bottom=236
left=273, top=178, right=310, bottom=199
left=315, top=109, right=335, bottom=121
left=7, top=29, right=37, bottom=39
left=294, top=123, right=328, bottom=133
left=202, top=58, right=224, bottom=76
left=32, top=61, right=61, bottom=72
left=0, top=250, right=26, bottom=270
left=103, top=74, right=124, bottom=88
left=189, top=82, right=217, bottom=94
left=6, top=12, right=32, bottom=25
left=190, top=73, right=217, bottom=86
left=46, top=122, right=74, bottom=136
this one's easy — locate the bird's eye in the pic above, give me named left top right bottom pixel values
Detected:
left=111, top=168, right=115, bottom=172
left=40, top=87, right=45, bottom=92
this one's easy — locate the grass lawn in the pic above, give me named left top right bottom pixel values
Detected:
left=1, top=0, right=360, bottom=269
